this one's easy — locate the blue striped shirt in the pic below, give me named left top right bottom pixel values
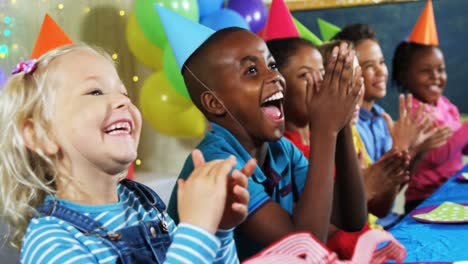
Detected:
left=20, top=184, right=238, bottom=264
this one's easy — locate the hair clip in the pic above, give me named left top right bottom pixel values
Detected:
left=11, top=59, right=38, bottom=75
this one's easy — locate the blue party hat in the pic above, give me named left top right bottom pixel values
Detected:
left=155, top=4, right=215, bottom=71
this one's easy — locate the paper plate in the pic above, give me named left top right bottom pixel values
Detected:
left=410, top=202, right=468, bottom=224
left=456, top=172, right=468, bottom=182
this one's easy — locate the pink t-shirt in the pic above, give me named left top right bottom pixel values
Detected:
left=406, top=96, right=468, bottom=202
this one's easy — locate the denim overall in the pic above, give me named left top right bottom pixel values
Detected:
left=38, top=179, right=171, bottom=264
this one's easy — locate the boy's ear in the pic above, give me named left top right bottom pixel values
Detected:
left=22, top=120, right=59, bottom=156
left=200, top=91, right=227, bottom=116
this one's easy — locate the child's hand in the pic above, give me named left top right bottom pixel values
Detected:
left=218, top=159, right=256, bottom=229
left=177, top=150, right=237, bottom=234
left=417, top=125, right=452, bottom=153
left=306, top=43, right=362, bottom=134
left=363, top=149, right=409, bottom=201
left=383, top=94, right=423, bottom=151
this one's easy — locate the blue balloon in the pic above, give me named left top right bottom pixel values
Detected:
left=197, top=0, right=224, bottom=18
left=0, top=69, right=6, bottom=90
left=200, top=9, right=250, bottom=31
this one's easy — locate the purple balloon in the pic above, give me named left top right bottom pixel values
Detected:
left=227, top=0, right=267, bottom=33
left=0, top=69, right=6, bottom=90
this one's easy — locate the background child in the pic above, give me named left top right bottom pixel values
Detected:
left=156, top=5, right=367, bottom=261
left=0, top=44, right=252, bottom=263
left=331, top=23, right=444, bottom=228
left=392, top=41, right=468, bottom=212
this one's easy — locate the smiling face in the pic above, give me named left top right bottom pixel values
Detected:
left=199, top=30, right=286, bottom=144
left=404, top=46, right=446, bottom=104
left=280, top=44, right=324, bottom=127
left=48, top=49, right=142, bottom=176
left=355, top=39, right=388, bottom=103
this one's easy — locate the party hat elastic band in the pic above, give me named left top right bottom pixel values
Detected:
left=262, top=0, right=299, bottom=41
left=155, top=4, right=215, bottom=71
left=408, top=0, right=438, bottom=46
left=30, top=14, right=73, bottom=59
left=317, top=18, right=341, bottom=42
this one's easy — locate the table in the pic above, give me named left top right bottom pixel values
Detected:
left=390, top=164, right=468, bottom=263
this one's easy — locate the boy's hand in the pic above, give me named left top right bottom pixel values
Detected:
left=177, top=150, right=237, bottom=234
left=306, top=43, right=362, bottom=135
left=363, top=149, right=410, bottom=201
left=218, top=159, right=256, bottom=229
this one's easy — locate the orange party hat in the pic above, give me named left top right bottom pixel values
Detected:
left=30, top=14, right=73, bottom=59
left=408, top=0, right=438, bottom=46
left=262, top=0, right=299, bottom=41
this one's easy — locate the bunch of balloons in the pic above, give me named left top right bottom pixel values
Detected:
left=126, top=0, right=268, bottom=138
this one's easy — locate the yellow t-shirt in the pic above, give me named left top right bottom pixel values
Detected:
left=352, top=126, right=383, bottom=230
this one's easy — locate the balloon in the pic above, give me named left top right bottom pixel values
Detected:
left=162, top=45, right=190, bottom=99
left=227, top=0, right=267, bottom=33
left=126, top=14, right=163, bottom=70
left=197, top=0, right=224, bottom=18
left=139, top=72, right=206, bottom=138
left=201, top=9, right=250, bottom=31
left=134, top=0, right=199, bottom=49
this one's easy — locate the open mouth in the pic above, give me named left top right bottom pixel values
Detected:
left=104, top=121, right=132, bottom=135
left=261, top=91, right=284, bottom=121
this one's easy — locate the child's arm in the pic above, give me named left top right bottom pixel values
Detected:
left=418, top=123, right=468, bottom=166
left=238, top=44, right=362, bottom=245
left=331, top=123, right=367, bottom=230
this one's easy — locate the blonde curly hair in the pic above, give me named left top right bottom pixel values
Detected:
left=0, top=44, right=113, bottom=248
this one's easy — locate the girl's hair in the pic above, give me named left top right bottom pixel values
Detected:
left=391, top=41, right=438, bottom=92
left=266, top=37, right=317, bottom=69
left=319, top=40, right=354, bottom=66
left=0, top=44, right=113, bottom=248
left=332, top=23, right=376, bottom=46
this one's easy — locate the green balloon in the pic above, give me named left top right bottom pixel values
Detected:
left=134, top=0, right=199, bottom=49
left=163, top=45, right=190, bottom=99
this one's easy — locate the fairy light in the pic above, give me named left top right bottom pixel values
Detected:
left=10, top=0, right=16, bottom=4
left=111, top=53, right=118, bottom=60
left=132, top=75, right=139, bottom=82
left=4, top=16, right=11, bottom=24
left=84, top=7, right=91, bottom=13
left=58, top=3, right=64, bottom=10
left=12, top=44, right=18, bottom=50
left=3, top=29, right=11, bottom=37
left=135, top=159, right=142, bottom=166
left=119, top=10, right=125, bottom=16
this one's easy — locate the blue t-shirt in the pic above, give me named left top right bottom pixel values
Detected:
left=167, top=122, right=309, bottom=259
left=21, top=183, right=237, bottom=264
left=356, top=103, right=392, bottom=162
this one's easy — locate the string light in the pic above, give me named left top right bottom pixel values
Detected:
left=84, top=7, right=91, bottom=13
left=3, top=29, right=11, bottom=37
left=132, top=75, right=139, bottom=82
left=135, top=159, right=142, bottom=166
left=58, top=3, right=64, bottom=10
left=119, top=10, right=125, bottom=16
left=4, top=16, right=12, bottom=24
left=111, top=53, right=118, bottom=60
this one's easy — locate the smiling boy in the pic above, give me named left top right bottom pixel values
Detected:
left=155, top=6, right=367, bottom=261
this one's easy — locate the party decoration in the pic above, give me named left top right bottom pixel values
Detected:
left=201, top=9, right=250, bottom=31
left=227, top=0, right=267, bottom=33
left=262, top=0, right=299, bottom=41
left=163, top=45, right=190, bottom=98
left=0, top=69, right=6, bottom=89
left=134, top=0, right=199, bottom=49
left=31, top=14, right=73, bottom=59
left=317, top=18, right=341, bottom=42
left=293, top=17, right=323, bottom=46
left=408, top=0, right=439, bottom=46
left=139, top=72, right=206, bottom=138
left=155, top=4, right=214, bottom=70
left=126, top=13, right=163, bottom=70
left=197, top=0, right=224, bottom=18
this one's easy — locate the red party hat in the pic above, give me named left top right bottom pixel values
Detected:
left=262, top=0, right=299, bottom=41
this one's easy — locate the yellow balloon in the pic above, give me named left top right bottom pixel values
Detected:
left=126, top=13, right=163, bottom=70
left=139, top=72, right=206, bottom=138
